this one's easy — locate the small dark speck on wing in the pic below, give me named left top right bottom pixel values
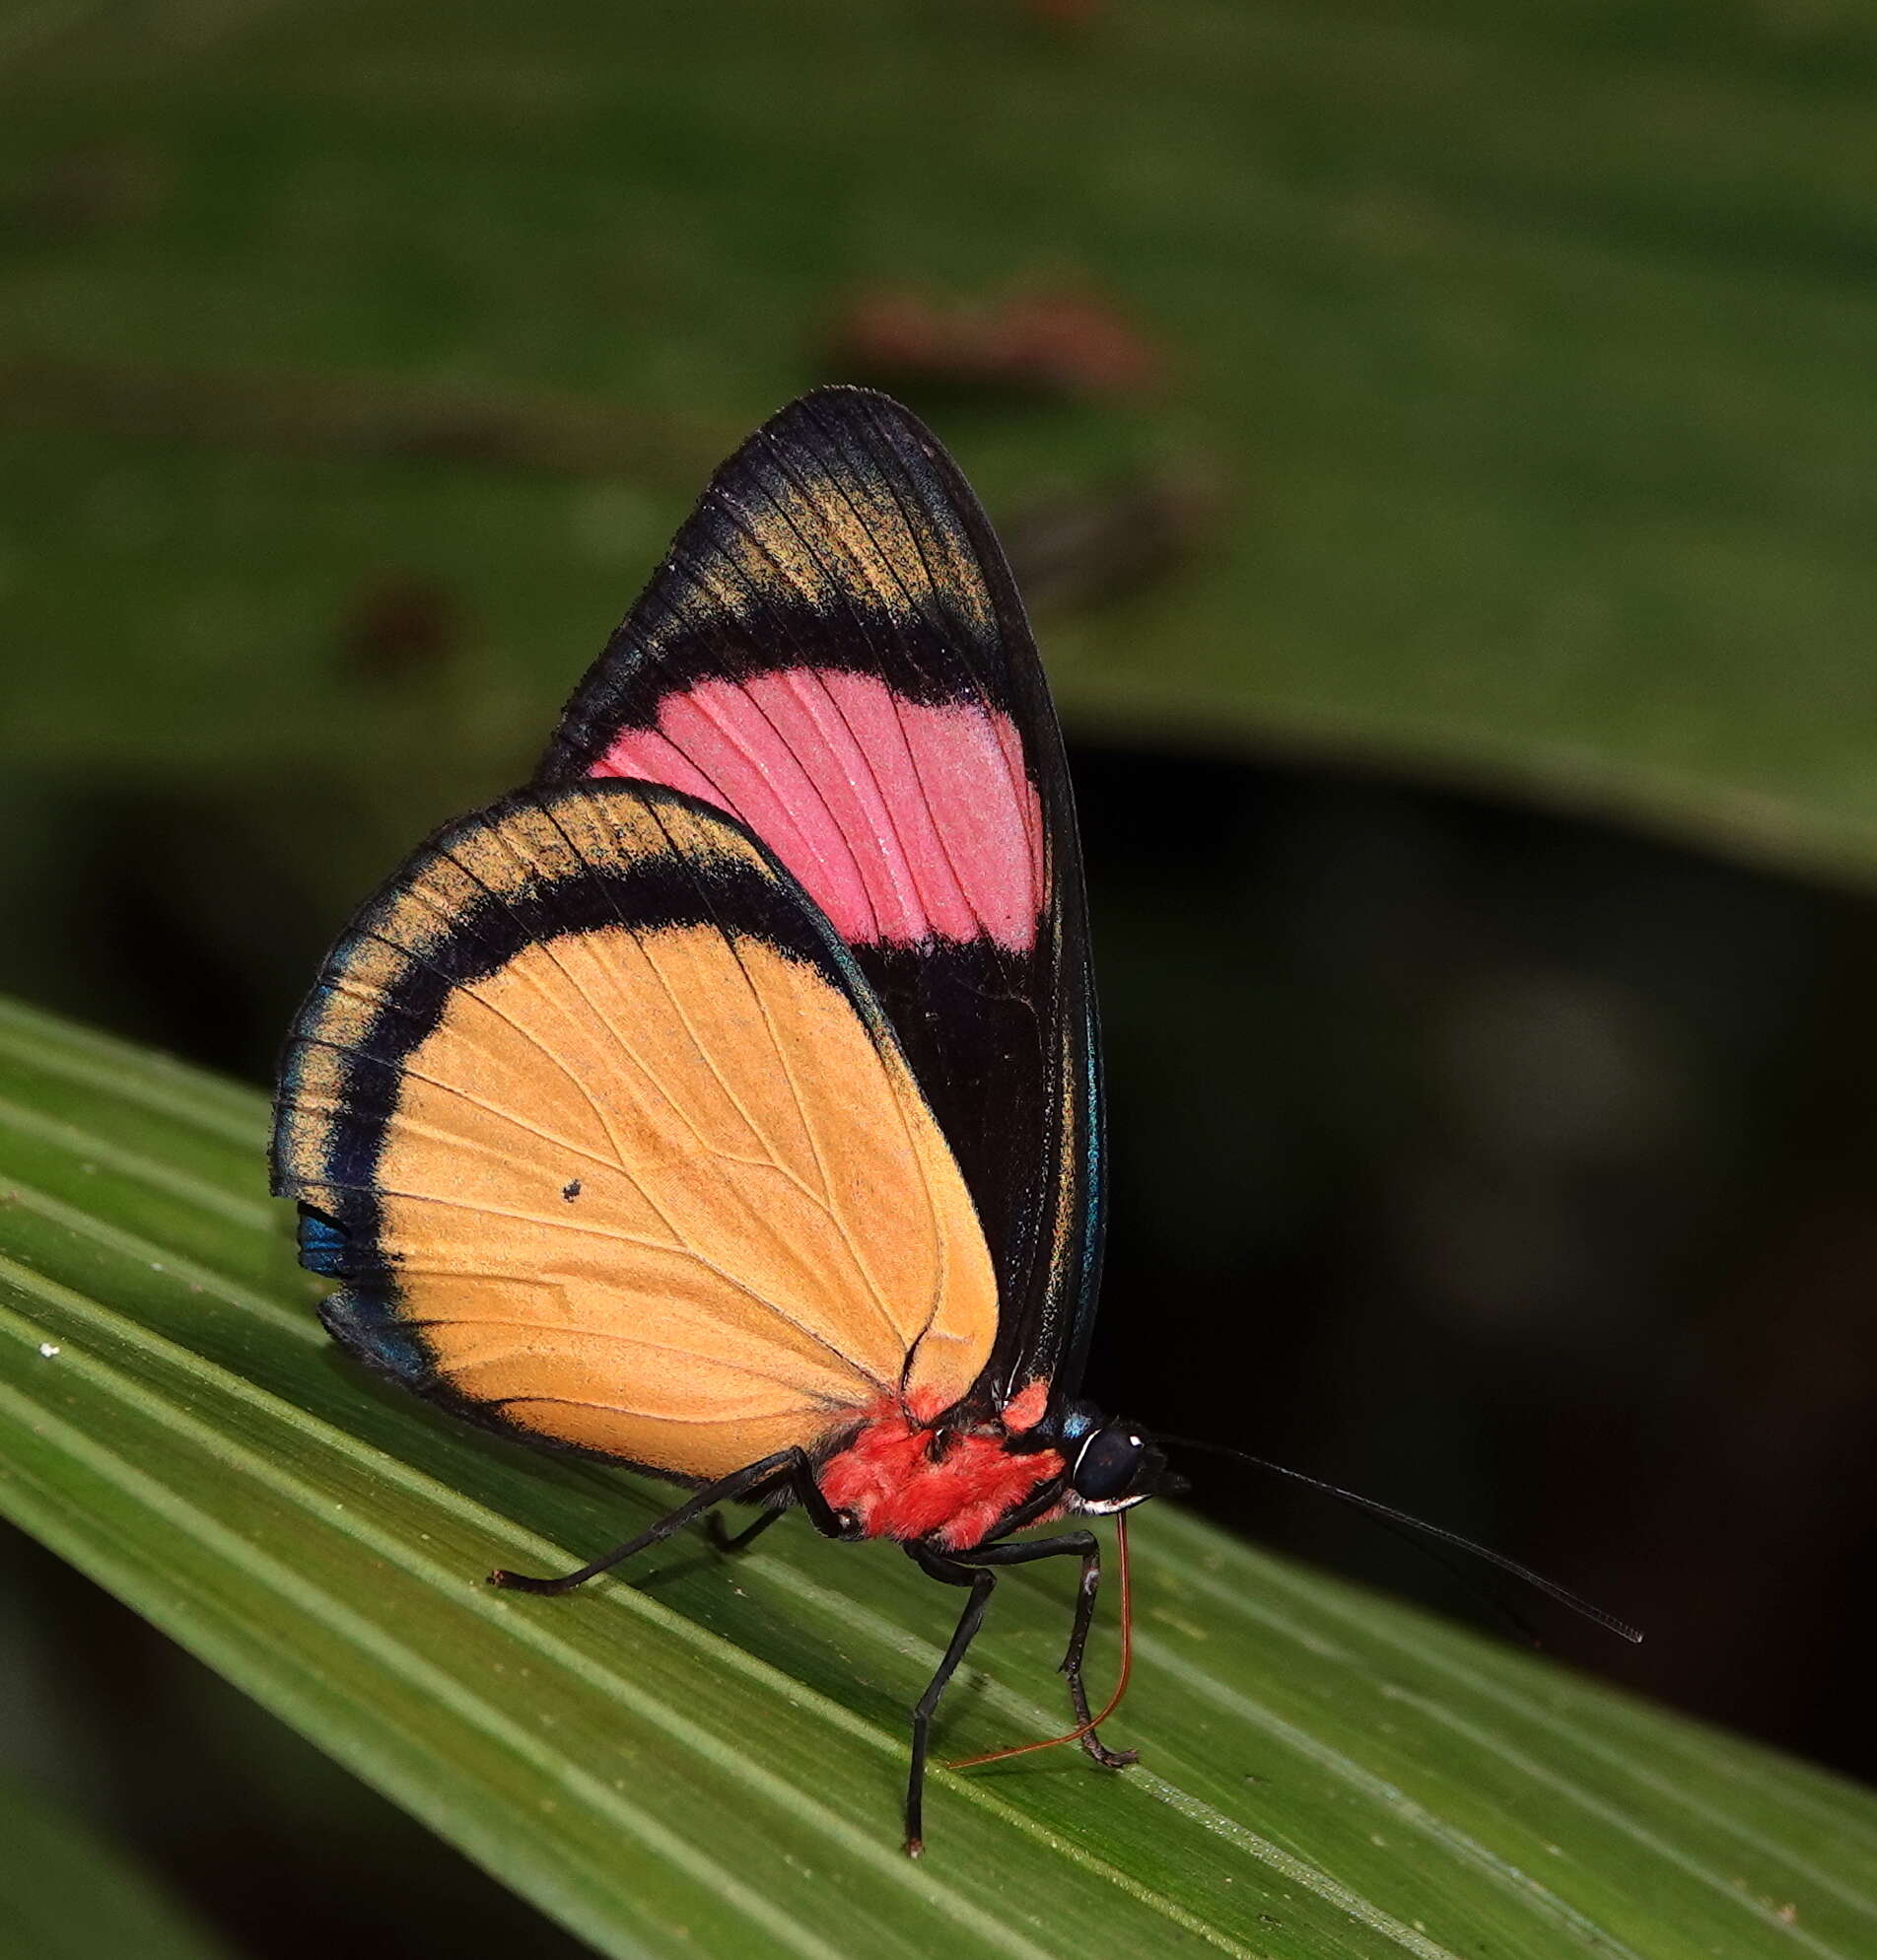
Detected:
left=562, top=1180, right=582, bottom=1201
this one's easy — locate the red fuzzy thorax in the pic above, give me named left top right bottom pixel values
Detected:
left=817, top=1395, right=1065, bottom=1552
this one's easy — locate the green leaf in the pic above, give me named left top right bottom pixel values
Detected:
left=2, top=994, right=1874, bottom=1959
left=0, top=1763, right=236, bottom=1960
left=5, top=4, right=1877, bottom=883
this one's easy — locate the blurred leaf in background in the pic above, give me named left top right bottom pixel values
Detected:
left=5, top=2, right=1877, bottom=928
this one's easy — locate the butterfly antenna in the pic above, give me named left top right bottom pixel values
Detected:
left=1158, top=1434, right=1643, bottom=1645
left=1343, top=1507, right=1548, bottom=1648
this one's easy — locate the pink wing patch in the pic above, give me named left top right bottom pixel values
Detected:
left=592, top=668, right=1046, bottom=950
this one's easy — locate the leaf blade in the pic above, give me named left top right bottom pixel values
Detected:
left=2, top=995, right=1874, bottom=1960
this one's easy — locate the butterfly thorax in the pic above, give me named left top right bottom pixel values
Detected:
left=817, top=1391, right=1067, bottom=1553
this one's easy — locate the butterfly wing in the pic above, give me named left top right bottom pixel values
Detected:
left=271, top=780, right=999, bottom=1481
left=536, top=387, right=1103, bottom=1410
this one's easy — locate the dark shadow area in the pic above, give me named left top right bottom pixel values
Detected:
left=1077, top=742, right=1877, bottom=1782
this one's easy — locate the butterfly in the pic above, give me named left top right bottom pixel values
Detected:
left=271, top=387, right=1174, bottom=1854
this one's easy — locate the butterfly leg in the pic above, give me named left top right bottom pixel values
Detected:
left=705, top=1448, right=866, bottom=1550
left=490, top=1447, right=858, bottom=1594
left=956, top=1533, right=1137, bottom=1769
left=706, top=1505, right=786, bottom=1554
left=904, top=1545, right=999, bottom=1857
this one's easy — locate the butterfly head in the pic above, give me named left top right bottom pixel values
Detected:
left=1059, top=1408, right=1181, bottom=1514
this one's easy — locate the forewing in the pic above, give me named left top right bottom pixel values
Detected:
left=537, top=387, right=1103, bottom=1406
left=271, top=781, right=999, bottom=1482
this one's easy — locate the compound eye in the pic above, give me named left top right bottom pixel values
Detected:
left=1072, top=1424, right=1147, bottom=1504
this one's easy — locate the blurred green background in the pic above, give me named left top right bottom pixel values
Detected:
left=3, top=2, right=1876, bottom=1954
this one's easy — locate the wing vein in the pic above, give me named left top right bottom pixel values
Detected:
left=319, top=1177, right=893, bottom=1388
left=633, top=799, right=913, bottom=1357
